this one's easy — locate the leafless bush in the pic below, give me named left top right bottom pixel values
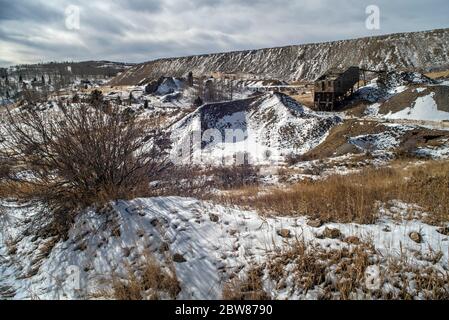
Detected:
left=152, top=164, right=260, bottom=198
left=1, top=101, right=166, bottom=237
left=211, top=165, right=259, bottom=189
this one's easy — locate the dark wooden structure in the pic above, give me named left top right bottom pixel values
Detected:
left=314, top=66, right=360, bottom=111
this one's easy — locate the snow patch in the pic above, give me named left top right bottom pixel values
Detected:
left=385, top=93, right=449, bottom=121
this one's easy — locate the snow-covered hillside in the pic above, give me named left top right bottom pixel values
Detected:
left=169, top=93, right=341, bottom=165
left=111, top=28, right=449, bottom=85
left=1, top=197, right=447, bottom=300
left=355, top=71, right=449, bottom=121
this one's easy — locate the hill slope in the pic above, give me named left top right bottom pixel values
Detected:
left=169, top=93, right=341, bottom=165
left=111, top=28, right=449, bottom=85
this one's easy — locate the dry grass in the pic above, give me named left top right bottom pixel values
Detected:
left=267, top=239, right=376, bottom=299
left=262, top=239, right=449, bottom=300
left=96, top=254, right=180, bottom=300
left=214, top=160, right=449, bottom=225
left=0, top=180, right=39, bottom=199
left=222, top=267, right=270, bottom=300
left=425, top=69, right=449, bottom=79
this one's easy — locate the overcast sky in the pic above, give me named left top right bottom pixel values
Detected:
left=0, top=0, right=448, bottom=67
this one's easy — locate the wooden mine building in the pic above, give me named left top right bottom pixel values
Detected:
left=314, top=66, right=360, bottom=111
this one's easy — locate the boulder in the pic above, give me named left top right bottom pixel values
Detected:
left=437, top=227, right=449, bottom=236
left=344, top=236, right=361, bottom=245
left=173, top=253, right=187, bottom=263
left=209, top=214, right=219, bottom=223
left=409, top=232, right=423, bottom=243
left=307, top=219, right=323, bottom=228
left=322, top=227, right=343, bottom=239
left=277, top=229, right=292, bottom=239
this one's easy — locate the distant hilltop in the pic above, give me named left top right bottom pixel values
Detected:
left=111, top=28, right=449, bottom=85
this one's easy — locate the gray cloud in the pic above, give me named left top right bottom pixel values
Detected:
left=0, top=0, right=448, bottom=67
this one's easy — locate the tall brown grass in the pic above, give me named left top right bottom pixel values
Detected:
left=227, top=239, right=449, bottom=300
left=222, top=267, right=270, bottom=300
left=96, top=255, right=180, bottom=300
left=215, top=161, right=449, bottom=225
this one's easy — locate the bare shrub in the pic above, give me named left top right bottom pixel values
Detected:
left=1, top=101, right=166, bottom=237
left=211, top=165, right=259, bottom=189
left=152, top=164, right=260, bottom=198
left=151, top=164, right=209, bottom=197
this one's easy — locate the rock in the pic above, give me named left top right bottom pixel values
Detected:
left=437, top=227, right=449, bottom=236
left=173, top=253, right=186, bottom=263
left=344, top=236, right=361, bottom=245
left=307, top=219, right=323, bottom=228
left=382, top=226, right=391, bottom=232
left=277, top=229, right=292, bottom=238
left=122, top=247, right=131, bottom=257
left=159, top=242, right=169, bottom=253
left=138, top=210, right=146, bottom=217
left=209, top=214, right=219, bottom=223
left=322, top=227, right=342, bottom=239
left=409, top=232, right=423, bottom=243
